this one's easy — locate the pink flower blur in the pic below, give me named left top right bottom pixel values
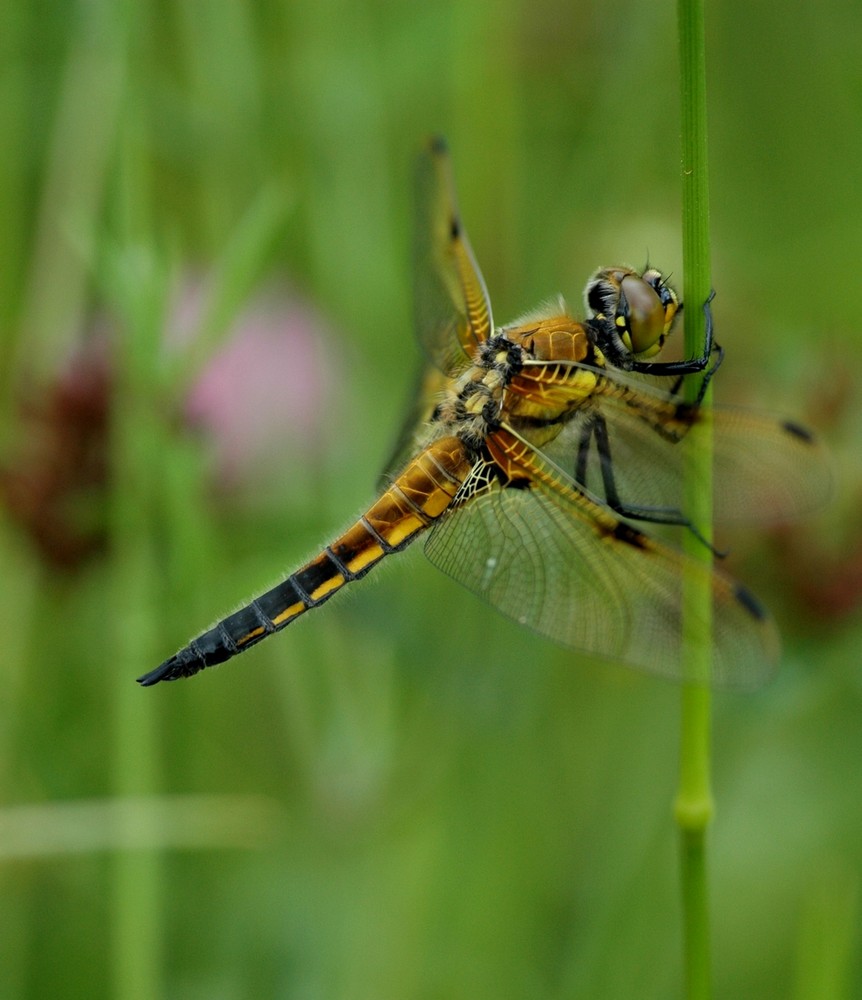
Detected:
left=179, top=282, right=342, bottom=489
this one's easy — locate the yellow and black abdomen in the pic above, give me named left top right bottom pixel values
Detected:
left=138, top=437, right=473, bottom=685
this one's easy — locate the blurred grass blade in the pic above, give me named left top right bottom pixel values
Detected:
left=16, top=1, right=128, bottom=380
left=169, top=182, right=295, bottom=394
left=0, top=797, right=283, bottom=859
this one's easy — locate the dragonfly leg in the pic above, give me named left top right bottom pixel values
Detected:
left=574, top=420, right=593, bottom=485
left=632, top=291, right=724, bottom=406
left=584, top=413, right=726, bottom=558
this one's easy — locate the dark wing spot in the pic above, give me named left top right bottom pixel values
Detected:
left=449, top=215, right=461, bottom=239
left=612, top=521, right=648, bottom=549
left=673, top=401, right=700, bottom=426
left=781, top=420, right=815, bottom=444
left=734, top=583, right=768, bottom=621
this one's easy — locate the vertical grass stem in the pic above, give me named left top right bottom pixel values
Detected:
left=676, top=0, right=715, bottom=996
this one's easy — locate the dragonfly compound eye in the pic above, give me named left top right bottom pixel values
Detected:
left=620, top=274, right=667, bottom=357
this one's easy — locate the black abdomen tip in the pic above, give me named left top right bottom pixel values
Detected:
left=137, top=647, right=205, bottom=686
left=136, top=658, right=180, bottom=686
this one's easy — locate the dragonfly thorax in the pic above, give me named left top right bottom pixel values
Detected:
left=434, top=333, right=525, bottom=451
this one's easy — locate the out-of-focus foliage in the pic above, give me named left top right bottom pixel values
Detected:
left=1, top=1, right=859, bottom=997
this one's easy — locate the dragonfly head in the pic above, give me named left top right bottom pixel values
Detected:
left=585, top=267, right=680, bottom=360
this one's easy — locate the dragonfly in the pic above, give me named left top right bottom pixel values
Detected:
left=139, top=137, right=829, bottom=689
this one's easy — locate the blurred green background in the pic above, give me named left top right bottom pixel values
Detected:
left=1, top=0, right=860, bottom=997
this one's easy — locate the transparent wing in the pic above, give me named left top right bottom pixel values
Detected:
left=519, top=361, right=832, bottom=524
left=381, top=137, right=495, bottom=487
left=424, top=458, right=780, bottom=688
left=413, top=136, right=493, bottom=370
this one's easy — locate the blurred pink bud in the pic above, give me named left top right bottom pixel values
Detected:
left=176, top=280, right=343, bottom=490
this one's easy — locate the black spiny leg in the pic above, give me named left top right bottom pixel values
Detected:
left=634, top=291, right=724, bottom=406
left=583, top=412, right=725, bottom=557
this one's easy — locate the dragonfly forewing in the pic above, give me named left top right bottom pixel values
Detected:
left=413, top=136, right=493, bottom=370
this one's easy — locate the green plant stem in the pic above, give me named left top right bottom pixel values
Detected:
left=108, top=249, right=168, bottom=998
left=106, top=98, right=167, bottom=1000
left=675, top=0, right=715, bottom=996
